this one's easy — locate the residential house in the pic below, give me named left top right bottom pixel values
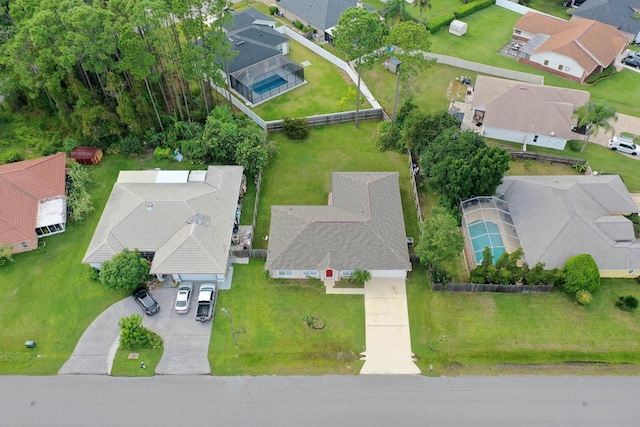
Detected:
left=468, top=75, right=590, bottom=150
left=83, top=166, right=245, bottom=288
left=265, top=172, right=412, bottom=281
left=0, top=153, right=67, bottom=254
left=513, top=12, right=628, bottom=83
left=222, top=9, right=304, bottom=105
left=496, top=175, right=640, bottom=278
left=277, top=0, right=375, bottom=43
left=572, top=0, right=640, bottom=42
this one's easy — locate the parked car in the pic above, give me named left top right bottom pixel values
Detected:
left=174, top=281, right=193, bottom=314
left=608, top=135, right=640, bottom=155
left=622, top=56, right=640, bottom=69
left=195, top=283, right=218, bottom=322
left=132, top=287, right=160, bottom=316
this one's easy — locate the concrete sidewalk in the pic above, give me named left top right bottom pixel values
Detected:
left=359, top=278, right=420, bottom=375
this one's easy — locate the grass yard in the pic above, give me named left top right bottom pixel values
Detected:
left=408, top=272, right=640, bottom=375
left=0, top=153, right=196, bottom=375
left=251, top=39, right=370, bottom=121
left=110, top=347, right=163, bottom=377
left=255, top=120, right=420, bottom=248
left=209, top=259, right=365, bottom=375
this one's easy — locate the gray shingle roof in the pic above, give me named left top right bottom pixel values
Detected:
left=278, top=0, right=374, bottom=31
left=497, top=175, right=640, bottom=270
left=266, top=172, right=411, bottom=272
left=83, top=166, right=244, bottom=275
left=573, top=0, right=640, bottom=36
left=226, top=37, right=282, bottom=74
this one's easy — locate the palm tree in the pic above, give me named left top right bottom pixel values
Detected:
left=417, top=0, right=432, bottom=21
left=575, top=103, right=617, bottom=153
left=384, top=0, right=412, bottom=24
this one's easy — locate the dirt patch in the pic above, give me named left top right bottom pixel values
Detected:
left=446, top=79, right=467, bottom=102
left=443, top=362, right=640, bottom=376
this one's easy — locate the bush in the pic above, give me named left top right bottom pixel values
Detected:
left=568, top=140, right=582, bottom=152
left=282, top=117, right=310, bottom=140
left=585, top=65, right=616, bottom=84
left=429, top=265, right=452, bottom=284
left=350, top=270, right=372, bottom=285
left=615, top=295, right=639, bottom=312
left=153, top=146, right=174, bottom=161
left=562, top=254, right=600, bottom=295
left=99, top=249, right=151, bottom=291
left=293, top=20, right=304, bottom=30
left=269, top=6, right=278, bottom=15
left=426, top=13, right=455, bottom=33
left=0, top=245, right=14, bottom=267
left=1, top=149, right=24, bottom=164
left=118, top=314, right=163, bottom=350
left=119, top=134, right=145, bottom=156
left=454, top=0, right=495, bottom=20
left=572, top=161, right=587, bottom=173
left=575, top=289, right=593, bottom=305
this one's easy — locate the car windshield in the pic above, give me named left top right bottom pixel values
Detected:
left=176, top=300, right=187, bottom=307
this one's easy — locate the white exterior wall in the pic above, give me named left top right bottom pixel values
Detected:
left=271, top=269, right=407, bottom=279
left=277, top=41, right=289, bottom=55
left=174, top=273, right=224, bottom=282
left=483, top=126, right=567, bottom=150
left=529, top=51, right=584, bottom=81
left=369, top=270, right=407, bottom=279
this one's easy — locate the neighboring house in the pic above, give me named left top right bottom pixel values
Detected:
left=277, top=0, right=375, bottom=43
left=496, top=175, right=640, bottom=278
left=265, top=172, right=412, bottom=281
left=572, top=0, right=640, bottom=42
left=468, top=75, right=590, bottom=150
left=83, top=166, right=245, bottom=288
left=0, top=153, right=67, bottom=254
left=222, top=9, right=304, bottom=105
left=513, top=12, right=628, bottom=83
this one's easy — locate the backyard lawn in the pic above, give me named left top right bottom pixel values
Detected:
left=209, top=259, right=365, bottom=375
left=408, top=270, right=640, bottom=375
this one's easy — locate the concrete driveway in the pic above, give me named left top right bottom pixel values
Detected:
left=59, top=287, right=212, bottom=375
left=588, top=112, right=640, bottom=158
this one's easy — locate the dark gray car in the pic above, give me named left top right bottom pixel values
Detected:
left=132, top=287, right=160, bottom=316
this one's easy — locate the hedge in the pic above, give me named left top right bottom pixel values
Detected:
left=426, top=13, right=456, bottom=33
left=454, top=0, right=496, bottom=20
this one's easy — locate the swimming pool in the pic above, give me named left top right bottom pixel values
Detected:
left=468, top=220, right=505, bottom=263
left=252, top=75, right=287, bottom=95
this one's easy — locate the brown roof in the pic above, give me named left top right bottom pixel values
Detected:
left=0, top=153, right=66, bottom=245
left=515, top=12, right=628, bottom=74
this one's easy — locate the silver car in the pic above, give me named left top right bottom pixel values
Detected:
left=174, top=281, right=194, bottom=313
left=608, top=135, right=640, bottom=155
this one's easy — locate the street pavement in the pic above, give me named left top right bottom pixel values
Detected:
left=59, top=287, right=212, bottom=375
left=2, top=375, right=640, bottom=426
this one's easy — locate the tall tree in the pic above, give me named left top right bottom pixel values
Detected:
left=417, top=0, right=432, bottom=21
left=575, top=102, right=617, bottom=153
left=384, top=21, right=434, bottom=129
left=384, top=0, right=412, bottom=24
left=416, top=206, right=463, bottom=271
left=331, top=7, right=386, bottom=128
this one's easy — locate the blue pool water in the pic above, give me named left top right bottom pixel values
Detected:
left=252, top=75, right=287, bottom=95
left=468, top=220, right=505, bottom=263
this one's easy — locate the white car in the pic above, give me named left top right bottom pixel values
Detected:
left=174, top=281, right=194, bottom=313
left=608, top=135, right=640, bottom=156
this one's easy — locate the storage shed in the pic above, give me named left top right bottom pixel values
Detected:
left=71, top=147, right=103, bottom=165
left=449, top=20, right=467, bottom=37
left=383, top=57, right=401, bottom=75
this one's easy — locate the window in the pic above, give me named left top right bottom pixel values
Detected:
left=533, top=135, right=538, bottom=143
left=514, top=30, right=521, bottom=35
left=543, top=59, right=549, bottom=66
left=558, top=64, right=564, bottom=71
left=21, top=242, right=28, bottom=248
left=278, top=270, right=293, bottom=278
left=565, top=66, right=570, bottom=72
left=303, top=270, right=318, bottom=277
left=341, top=270, right=355, bottom=278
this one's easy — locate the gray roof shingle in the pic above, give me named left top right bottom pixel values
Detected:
left=266, top=172, right=411, bottom=272
left=573, top=0, right=640, bottom=36
left=278, top=0, right=374, bottom=31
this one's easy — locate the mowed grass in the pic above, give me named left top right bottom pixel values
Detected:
left=209, top=259, right=365, bottom=375
left=255, top=120, right=420, bottom=247
left=408, top=272, right=640, bottom=375
left=110, top=347, right=163, bottom=377
left=251, top=39, right=369, bottom=120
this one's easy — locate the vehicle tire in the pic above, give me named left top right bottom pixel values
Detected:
left=611, top=147, right=617, bottom=151
left=633, top=152, right=637, bottom=156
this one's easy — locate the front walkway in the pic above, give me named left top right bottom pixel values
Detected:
left=358, top=278, right=420, bottom=375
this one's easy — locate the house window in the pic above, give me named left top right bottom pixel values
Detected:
left=514, top=30, right=521, bottom=35
left=341, top=270, right=355, bottom=277
left=278, top=270, right=293, bottom=278
left=303, top=270, right=318, bottom=277
left=558, top=64, right=564, bottom=71
left=565, top=66, right=571, bottom=72
left=543, top=59, right=549, bottom=66
left=533, top=135, right=538, bottom=143
left=21, top=242, right=28, bottom=248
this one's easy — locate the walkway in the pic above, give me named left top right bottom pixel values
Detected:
left=359, top=278, right=420, bottom=375
left=59, top=287, right=212, bottom=375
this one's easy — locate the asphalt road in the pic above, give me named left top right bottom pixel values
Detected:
left=2, top=375, right=639, bottom=426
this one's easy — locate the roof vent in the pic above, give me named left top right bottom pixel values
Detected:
left=519, top=86, right=528, bottom=90
left=146, top=203, right=154, bottom=212
left=550, top=131, right=555, bottom=136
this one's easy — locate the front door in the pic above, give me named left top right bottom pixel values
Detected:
left=325, top=269, right=333, bottom=279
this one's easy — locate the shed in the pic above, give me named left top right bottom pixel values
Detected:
left=71, top=147, right=103, bottom=165
left=449, top=20, right=467, bottom=37
left=384, top=57, right=401, bottom=75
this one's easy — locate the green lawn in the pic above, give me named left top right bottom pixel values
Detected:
left=110, top=346, right=163, bottom=376
left=256, top=120, right=420, bottom=247
left=408, top=271, right=640, bottom=375
left=209, top=259, right=365, bottom=375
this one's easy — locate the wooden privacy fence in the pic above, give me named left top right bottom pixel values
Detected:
left=432, top=283, right=554, bottom=293
left=252, top=170, right=263, bottom=231
left=231, top=249, right=267, bottom=258
left=265, top=109, right=383, bottom=131
left=509, top=151, right=586, bottom=167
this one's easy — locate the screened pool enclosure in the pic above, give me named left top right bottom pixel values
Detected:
left=229, top=55, right=304, bottom=105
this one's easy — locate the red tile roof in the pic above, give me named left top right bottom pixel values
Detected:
left=0, top=153, right=66, bottom=245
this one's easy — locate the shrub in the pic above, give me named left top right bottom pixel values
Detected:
left=1, top=149, right=24, bottom=164
left=429, top=265, right=452, bottom=284
left=118, top=314, right=163, bottom=350
left=615, top=295, right=639, bottom=312
left=293, top=20, right=304, bottom=30
left=426, top=13, right=455, bottom=33
left=153, top=146, right=173, bottom=161
left=575, top=289, right=593, bottom=305
left=0, top=244, right=14, bottom=267
left=572, top=161, right=587, bottom=173
left=627, top=214, right=640, bottom=239
left=99, top=249, right=151, bottom=291
left=118, top=134, right=145, bottom=156
left=350, top=270, right=372, bottom=285
left=585, top=65, right=616, bottom=84
left=454, top=0, right=495, bottom=20
left=568, top=140, right=582, bottom=152
left=562, top=254, right=600, bottom=295
left=269, top=6, right=278, bottom=15
left=282, top=117, right=310, bottom=140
